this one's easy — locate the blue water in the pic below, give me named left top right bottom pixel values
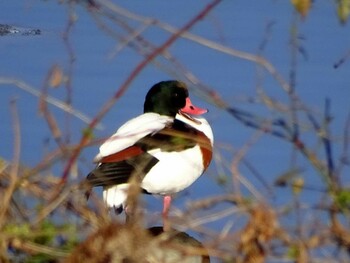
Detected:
left=1, top=1, right=350, bottom=261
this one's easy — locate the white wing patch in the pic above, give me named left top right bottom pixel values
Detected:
left=94, top=113, right=173, bottom=162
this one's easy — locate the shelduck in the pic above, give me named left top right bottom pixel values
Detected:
left=86, top=80, right=213, bottom=217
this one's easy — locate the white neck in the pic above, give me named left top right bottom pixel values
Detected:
left=175, top=113, right=214, bottom=145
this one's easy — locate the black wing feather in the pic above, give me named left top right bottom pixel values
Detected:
left=86, top=153, right=158, bottom=187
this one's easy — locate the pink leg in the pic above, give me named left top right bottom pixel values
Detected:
left=162, top=195, right=172, bottom=218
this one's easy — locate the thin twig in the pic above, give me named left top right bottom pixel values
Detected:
left=0, top=99, right=21, bottom=227
left=333, top=48, right=350, bottom=69
left=288, top=14, right=300, bottom=162
left=305, top=109, right=335, bottom=188
left=0, top=77, right=103, bottom=130
left=62, top=3, right=77, bottom=144
left=33, top=185, right=75, bottom=225
left=335, top=112, right=350, bottom=176
left=323, top=98, right=336, bottom=183
left=231, top=130, right=260, bottom=199
left=39, top=66, right=64, bottom=149
left=10, top=238, right=69, bottom=258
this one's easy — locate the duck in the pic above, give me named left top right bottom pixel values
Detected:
left=86, top=80, right=213, bottom=217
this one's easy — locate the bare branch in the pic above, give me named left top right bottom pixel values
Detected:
left=0, top=77, right=104, bottom=130
left=0, top=99, right=21, bottom=227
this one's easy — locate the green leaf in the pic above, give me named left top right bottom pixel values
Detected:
left=287, top=244, right=299, bottom=259
left=334, top=189, right=350, bottom=210
left=4, top=223, right=31, bottom=239
left=34, top=220, right=56, bottom=245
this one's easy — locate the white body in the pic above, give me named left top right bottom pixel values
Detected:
left=98, top=112, right=214, bottom=209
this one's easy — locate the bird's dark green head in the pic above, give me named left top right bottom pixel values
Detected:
left=144, top=80, right=189, bottom=116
